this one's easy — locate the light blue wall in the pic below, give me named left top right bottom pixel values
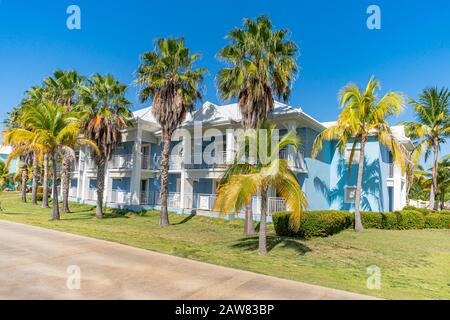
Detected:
left=114, top=141, right=133, bottom=155
left=297, top=128, right=332, bottom=211
left=193, top=178, right=213, bottom=194
left=328, top=137, right=388, bottom=212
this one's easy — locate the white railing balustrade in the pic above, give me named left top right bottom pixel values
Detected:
left=110, top=154, right=133, bottom=169
left=268, top=197, right=287, bottom=213
left=87, top=188, right=97, bottom=201
left=109, top=190, right=131, bottom=204
left=69, top=187, right=77, bottom=198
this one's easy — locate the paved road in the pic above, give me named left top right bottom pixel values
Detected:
left=0, top=220, right=376, bottom=300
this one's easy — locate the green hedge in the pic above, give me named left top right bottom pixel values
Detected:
left=402, top=205, right=431, bottom=215
left=361, top=210, right=425, bottom=230
left=424, top=214, right=450, bottom=229
left=437, top=210, right=450, bottom=216
left=272, top=210, right=353, bottom=239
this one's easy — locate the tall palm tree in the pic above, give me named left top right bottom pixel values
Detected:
left=402, top=87, right=450, bottom=210
left=312, top=76, right=407, bottom=232
left=217, top=15, right=298, bottom=235
left=3, top=103, right=88, bottom=220
left=135, top=38, right=206, bottom=226
left=44, top=70, right=86, bottom=213
left=215, top=122, right=307, bottom=255
left=81, top=74, right=132, bottom=219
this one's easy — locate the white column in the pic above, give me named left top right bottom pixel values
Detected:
left=393, top=164, right=402, bottom=210
left=130, top=126, right=143, bottom=205
left=79, top=146, right=89, bottom=203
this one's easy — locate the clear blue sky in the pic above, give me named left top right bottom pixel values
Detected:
left=1, top=0, right=450, bottom=162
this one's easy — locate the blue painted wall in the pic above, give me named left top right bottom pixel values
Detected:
left=114, top=141, right=133, bottom=156
left=111, top=177, right=131, bottom=192
left=193, top=178, right=214, bottom=194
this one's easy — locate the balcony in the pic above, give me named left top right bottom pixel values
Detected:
left=109, top=190, right=131, bottom=204
left=279, top=149, right=306, bottom=171
left=110, top=154, right=133, bottom=169
left=144, top=155, right=183, bottom=171
left=140, top=191, right=181, bottom=208
left=184, top=152, right=230, bottom=170
left=87, top=188, right=97, bottom=201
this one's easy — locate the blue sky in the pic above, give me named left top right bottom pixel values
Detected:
left=1, top=0, right=450, bottom=162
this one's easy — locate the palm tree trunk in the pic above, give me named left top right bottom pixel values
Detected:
left=429, top=140, right=439, bottom=211
left=51, top=152, right=60, bottom=220
left=259, top=189, right=268, bottom=256
left=244, top=201, right=256, bottom=235
left=42, top=154, right=49, bottom=208
left=61, top=154, right=71, bottom=213
left=21, top=164, right=28, bottom=203
left=159, top=130, right=171, bottom=227
left=354, top=136, right=366, bottom=232
left=31, top=151, right=38, bottom=205
left=440, top=190, right=445, bottom=210
left=95, top=157, right=106, bottom=219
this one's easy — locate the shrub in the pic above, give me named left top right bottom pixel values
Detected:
left=272, top=210, right=353, bottom=239
left=36, top=193, right=44, bottom=201
left=361, top=212, right=383, bottom=229
left=395, top=210, right=425, bottom=230
left=37, top=186, right=44, bottom=193
left=424, top=214, right=450, bottom=229
left=402, top=205, right=430, bottom=215
left=381, top=212, right=399, bottom=229
left=437, top=210, right=450, bottom=216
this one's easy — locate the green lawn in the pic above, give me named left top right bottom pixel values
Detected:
left=0, top=192, right=449, bottom=300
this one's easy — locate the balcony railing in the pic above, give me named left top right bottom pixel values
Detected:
left=87, top=188, right=97, bottom=201
left=140, top=191, right=181, bottom=208
left=184, top=152, right=230, bottom=170
left=145, top=155, right=183, bottom=170
left=279, top=149, right=306, bottom=170
left=109, top=190, right=131, bottom=204
left=110, top=154, right=133, bottom=169
left=69, top=187, right=77, bottom=198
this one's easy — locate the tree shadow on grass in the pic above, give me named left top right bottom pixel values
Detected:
left=172, top=213, right=197, bottom=225
left=231, top=236, right=312, bottom=255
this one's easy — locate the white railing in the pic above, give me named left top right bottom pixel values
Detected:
left=86, top=157, right=96, bottom=170
left=87, top=188, right=97, bottom=201
left=69, top=187, right=77, bottom=198
left=185, top=152, right=229, bottom=169
left=147, top=155, right=183, bottom=170
left=140, top=191, right=181, bottom=208
left=279, top=149, right=306, bottom=170
left=268, top=197, right=287, bottom=213
left=194, top=194, right=218, bottom=211
left=110, top=154, right=133, bottom=169
left=109, top=190, right=131, bottom=204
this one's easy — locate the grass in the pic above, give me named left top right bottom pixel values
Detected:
left=0, top=192, right=449, bottom=300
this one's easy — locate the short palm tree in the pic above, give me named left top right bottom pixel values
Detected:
left=44, top=70, right=86, bottom=213
left=3, top=103, right=89, bottom=220
left=215, top=122, right=308, bottom=255
left=312, top=76, right=407, bottom=232
left=414, top=158, right=450, bottom=210
left=81, top=74, right=132, bottom=219
left=402, top=87, right=450, bottom=210
left=217, top=15, right=298, bottom=234
left=135, top=38, right=206, bottom=226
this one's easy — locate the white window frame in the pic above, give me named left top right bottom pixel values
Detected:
left=344, top=186, right=357, bottom=204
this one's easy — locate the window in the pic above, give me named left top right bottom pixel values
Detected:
left=89, top=179, right=97, bottom=189
left=345, top=146, right=360, bottom=164
left=344, top=186, right=357, bottom=204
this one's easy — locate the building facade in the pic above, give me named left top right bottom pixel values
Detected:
left=67, top=101, right=413, bottom=219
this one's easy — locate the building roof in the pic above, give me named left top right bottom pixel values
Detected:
left=132, top=103, right=413, bottom=146
left=0, top=145, right=12, bottom=155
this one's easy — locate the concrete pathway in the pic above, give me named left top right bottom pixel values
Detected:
left=0, top=220, right=376, bottom=300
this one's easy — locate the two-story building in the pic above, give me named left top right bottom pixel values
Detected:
left=67, top=101, right=413, bottom=219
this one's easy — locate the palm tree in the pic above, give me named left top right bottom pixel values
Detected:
left=44, top=70, right=86, bottom=213
left=312, top=76, right=407, bottom=232
left=81, top=74, right=132, bottom=219
left=414, top=158, right=450, bottom=210
left=217, top=16, right=298, bottom=235
left=3, top=103, right=88, bottom=220
left=215, top=122, right=308, bottom=255
left=135, top=38, right=206, bottom=226
left=402, top=87, right=450, bottom=210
